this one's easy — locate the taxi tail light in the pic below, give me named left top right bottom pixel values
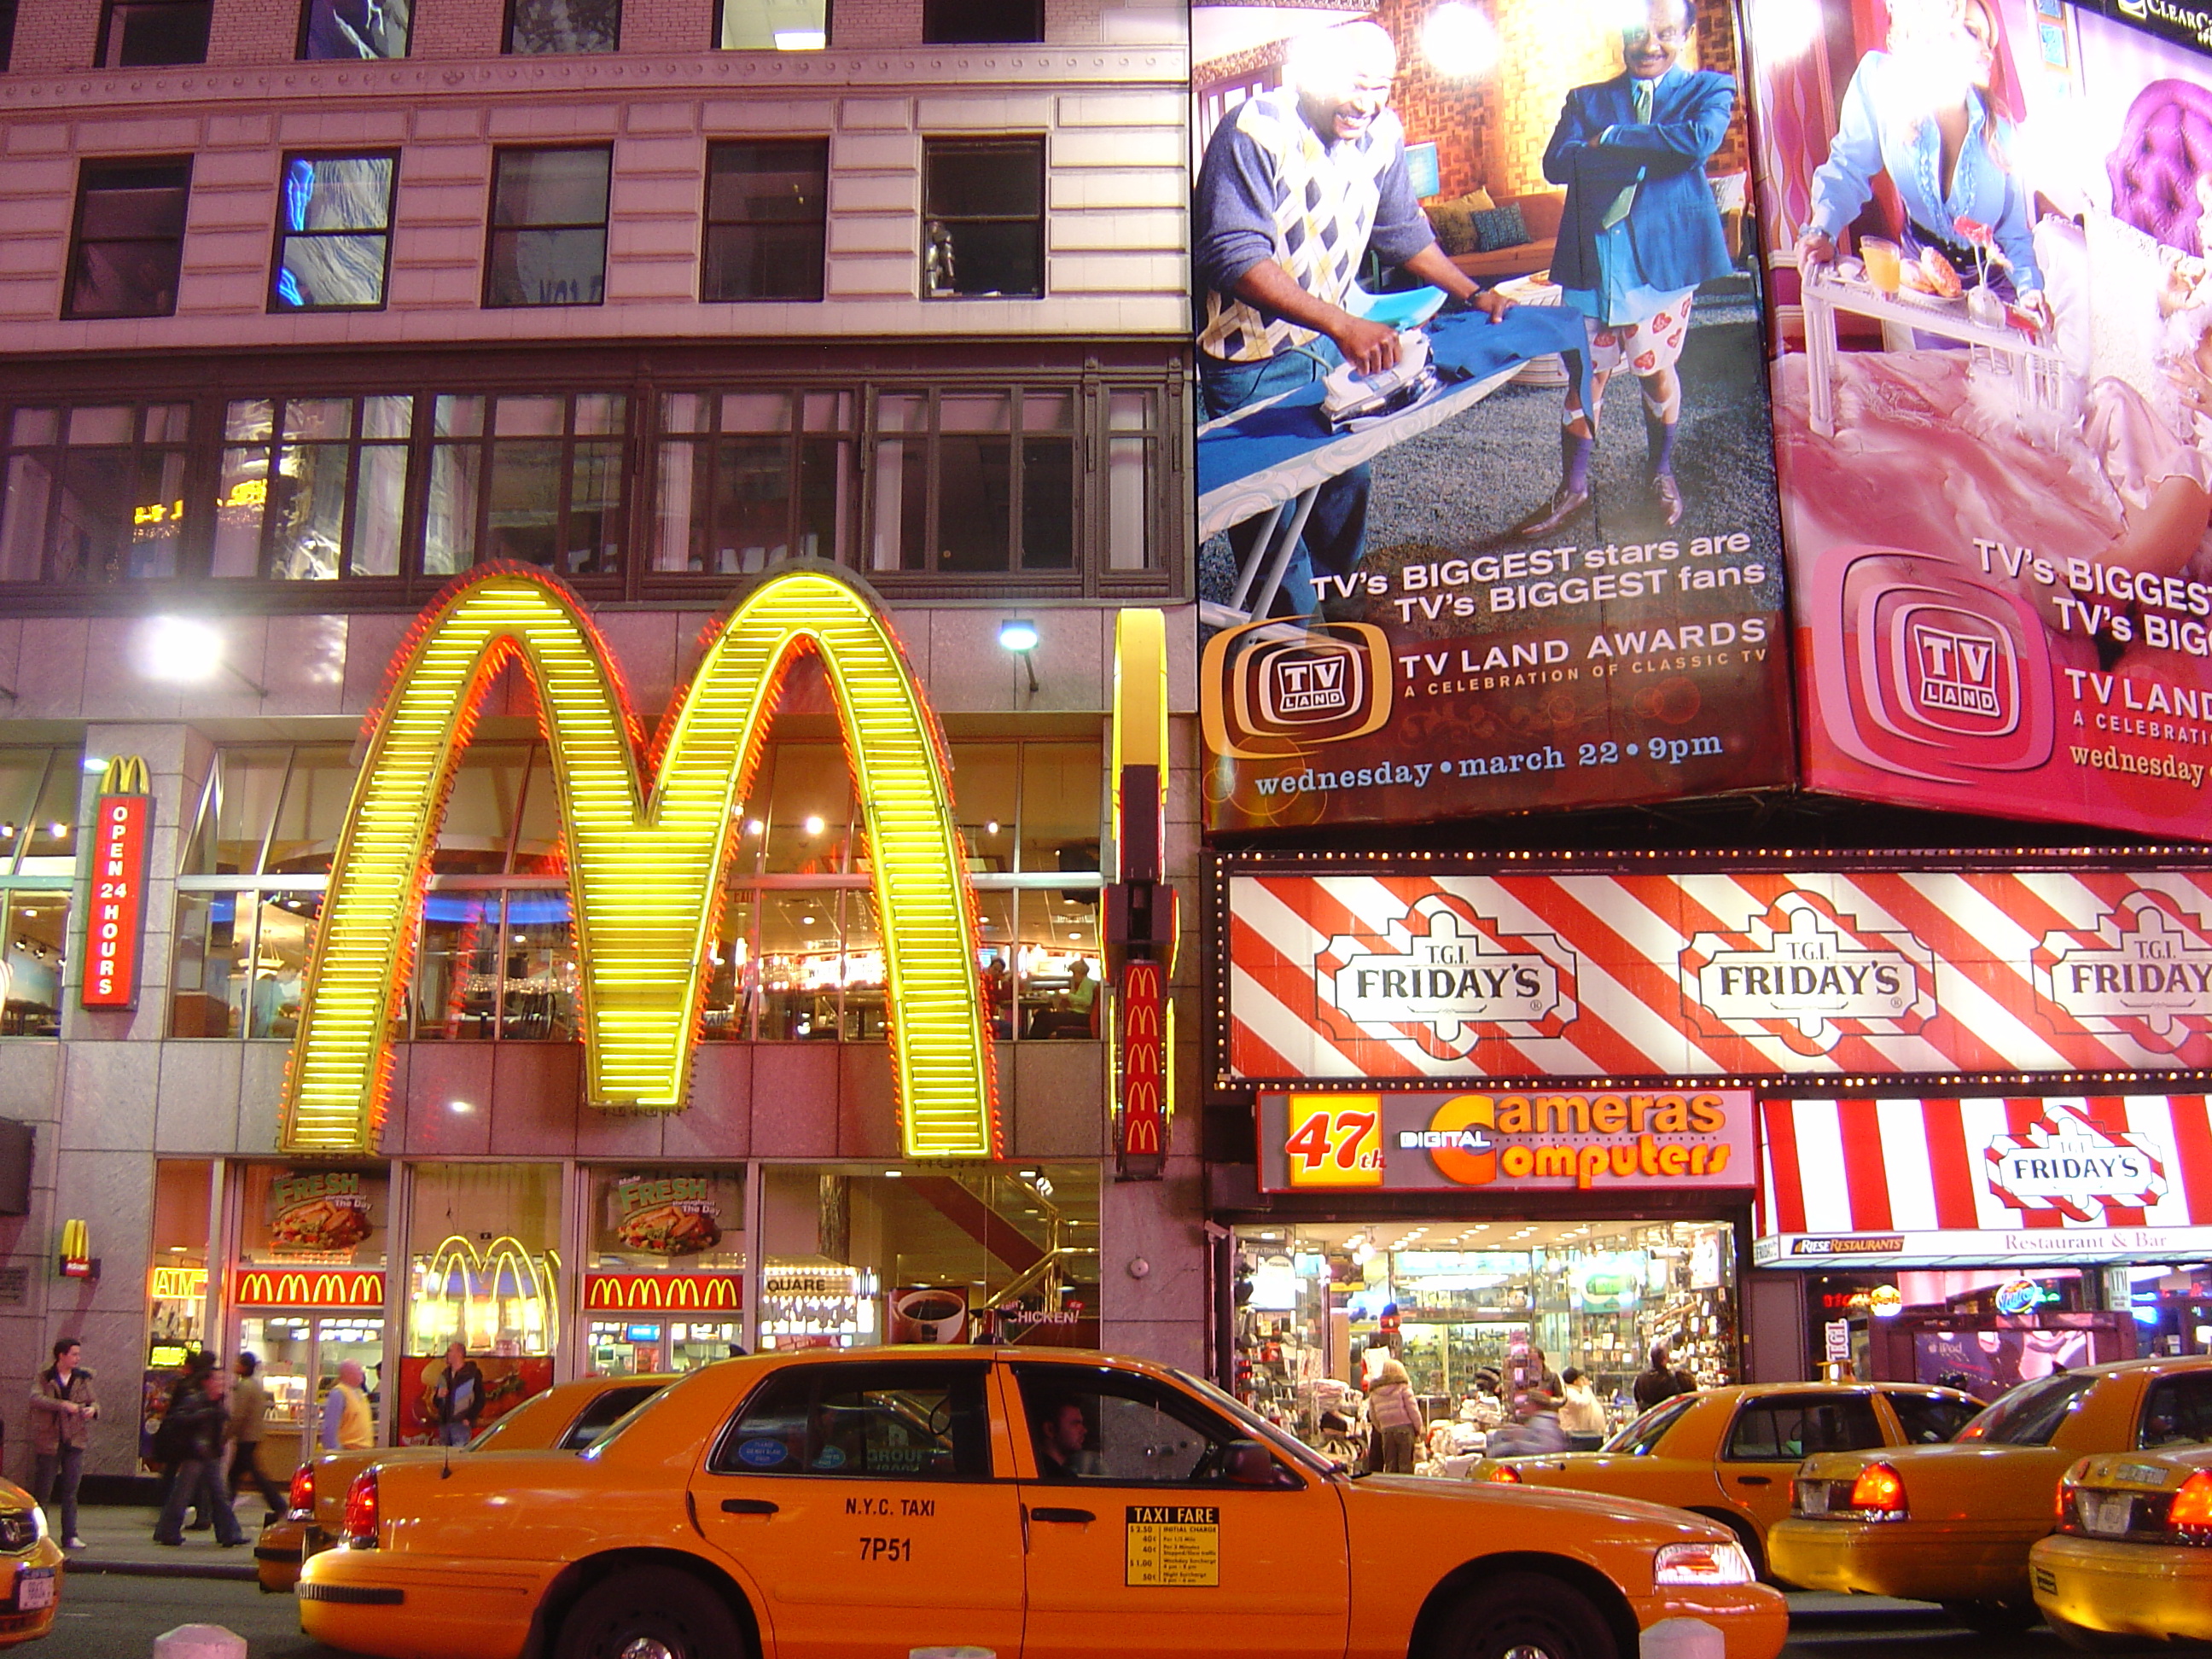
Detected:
left=342, top=1470, right=379, bottom=1549
left=1485, top=1465, right=1522, bottom=1483
left=2168, top=1470, right=2212, bottom=1542
left=1848, top=1462, right=1908, bottom=1519
left=288, top=1464, right=317, bottom=1522
left=2057, top=1477, right=2076, bottom=1528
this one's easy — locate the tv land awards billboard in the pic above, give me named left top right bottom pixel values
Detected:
left=1191, top=0, right=1796, bottom=832
left=1751, top=0, right=2212, bottom=841
left=1190, top=0, right=2212, bottom=845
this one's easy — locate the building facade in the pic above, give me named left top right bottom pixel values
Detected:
left=0, top=0, right=1203, bottom=1483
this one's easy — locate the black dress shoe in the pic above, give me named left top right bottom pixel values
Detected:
left=1650, top=472, right=1684, bottom=527
left=1514, top=485, right=1592, bottom=538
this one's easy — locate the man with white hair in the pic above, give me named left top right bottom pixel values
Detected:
left=1195, top=20, right=1510, bottom=614
left=320, top=1357, right=375, bottom=1452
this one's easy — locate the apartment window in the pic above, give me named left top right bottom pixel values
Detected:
left=0, top=747, right=77, bottom=1036
left=271, top=154, right=397, bottom=311
left=300, top=0, right=410, bottom=58
left=0, top=403, right=191, bottom=582
left=703, top=142, right=827, bottom=302
left=655, top=390, right=851, bottom=573
left=868, top=388, right=1070, bottom=573
left=213, top=396, right=415, bottom=579
left=424, top=393, right=626, bottom=575
left=0, top=0, right=20, bottom=69
left=716, top=0, right=824, bottom=48
left=486, top=148, right=610, bottom=307
left=98, top=0, right=209, bottom=64
left=507, top=0, right=616, bottom=53
left=922, top=138, right=1043, bottom=300
left=65, top=159, right=191, bottom=320
left=921, top=0, right=1039, bottom=43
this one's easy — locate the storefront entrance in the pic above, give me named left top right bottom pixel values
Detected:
left=585, top=1318, right=745, bottom=1374
left=235, top=1312, right=386, bottom=1480
left=1233, top=1216, right=1738, bottom=1463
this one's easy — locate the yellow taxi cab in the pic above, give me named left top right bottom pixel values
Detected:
left=1769, top=1356, right=2212, bottom=1634
left=257, top=1374, right=671, bottom=1593
left=1473, top=1382, right=1981, bottom=1580
left=300, top=1347, right=1788, bottom=1659
left=2029, top=1362, right=2212, bottom=1650
left=0, top=1476, right=63, bottom=1644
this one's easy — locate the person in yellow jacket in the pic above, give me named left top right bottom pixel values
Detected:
left=319, top=1359, right=374, bottom=1452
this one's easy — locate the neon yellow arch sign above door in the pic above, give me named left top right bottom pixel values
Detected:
left=280, top=563, right=998, bottom=1159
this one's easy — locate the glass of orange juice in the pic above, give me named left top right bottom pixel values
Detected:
left=1861, top=237, right=1903, bottom=294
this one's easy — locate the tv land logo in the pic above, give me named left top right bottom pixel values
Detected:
left=1200, top=620, right=1392, bottom=758
left=1813, top=550, right=2052, bottom=781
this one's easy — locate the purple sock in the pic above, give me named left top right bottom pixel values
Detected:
left=1646, top=416, right=1678, bottom=478
left=1563, top=432, right=1594, bottom=493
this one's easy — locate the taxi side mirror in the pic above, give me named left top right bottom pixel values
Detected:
left=1222, top=1439, right=1293, bottom=1488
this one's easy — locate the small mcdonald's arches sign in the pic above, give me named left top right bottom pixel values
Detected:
left=583, top=1272, right=744, bottom=1313
left=230, top=1266, right=386, bottom=1309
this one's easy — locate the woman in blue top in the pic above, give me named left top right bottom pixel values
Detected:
left=1795, top=0, right=2046, bottom=319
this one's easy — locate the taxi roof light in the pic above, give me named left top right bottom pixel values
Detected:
left=2170, top=1470, right=2212, bottom=1536
left=288, top=1464, right=317, bottom=1521
left=1849, top=1462, right=1908, bottom=1518
left=343, top=1470, right=379, bottom=1549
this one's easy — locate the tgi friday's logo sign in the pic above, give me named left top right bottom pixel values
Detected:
left=2037, top=894, right=2212, bottom=1051
left=1680, top=892, right=1937, bottom=1055
left=1318, top=894, right=1576, bottom=1057
left=1984, top=1102, right=2169, bottom=1221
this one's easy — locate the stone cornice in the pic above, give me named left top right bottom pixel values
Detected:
left=0, top=46, right=1191, bottom=111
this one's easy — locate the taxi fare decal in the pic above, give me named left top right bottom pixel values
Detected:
left=1125, top=1505, right=1219, bottom=1587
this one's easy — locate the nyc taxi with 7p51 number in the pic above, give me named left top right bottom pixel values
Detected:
left=300, top=1347, right=1786, bottom=1659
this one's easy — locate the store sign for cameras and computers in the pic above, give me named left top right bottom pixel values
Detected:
left=1223, top=866, right=2212, bottom=1080
left=1255, top=1088, right=1755, bottom=1195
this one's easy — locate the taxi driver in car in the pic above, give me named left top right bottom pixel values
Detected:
left=1033, top=1396, right=1098, bottom=1480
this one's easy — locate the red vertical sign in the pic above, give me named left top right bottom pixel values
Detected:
left=82, top=791, right=152, bottom=1009
left=1117, top=958, right=1167, bottom=1171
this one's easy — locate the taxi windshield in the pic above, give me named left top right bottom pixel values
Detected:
left=1959, top=1370, right=2098, bottom=1446
left=1602, top=1392, right=1697, bottom=1456
left=1173, top=1369, right=1340, bottom=1477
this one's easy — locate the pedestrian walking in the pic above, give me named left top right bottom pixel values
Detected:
left=27, top=1337, right=96, bottom=1551
left=226, top=1353, right=288, bottom=1518
left=1365, top=1351, right=1424, bottom=1474
left=152, top=1353, right=243, bottom=1548
left=1633, top=1342, right=1696, bottom=1411
left=429, top=1342, right=485, bottom=1448
left=1559, top=1367, right=1610, bottom=1452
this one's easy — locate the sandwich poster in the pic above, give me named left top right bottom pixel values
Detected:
left=1752, top=0, right=2212, bottom=839
left=1192, top=0, right=1793, bottom=832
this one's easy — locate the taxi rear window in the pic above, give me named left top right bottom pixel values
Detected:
left=710, top=1361, right=992, bottom=1480
left=1961, top=1371, right=2098, bottom=1446
left=1603, top=1392, right=1697, bottom=1456
left=2138, top=1373, right=2212, bottom=1449
left=1725, top=1395, right=1882, bottom=1460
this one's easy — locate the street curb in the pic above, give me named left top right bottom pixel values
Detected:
left=67, top=1559, right=260, bottom=1582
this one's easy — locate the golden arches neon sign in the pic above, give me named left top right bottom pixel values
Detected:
left=280, top=563, right=998, bottom=1159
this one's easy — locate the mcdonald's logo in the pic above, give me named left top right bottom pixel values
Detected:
left=231, top=1267, right=385, bottom=1309
left=584, top=1272, right=744, bottom=1312
left=280, top=563, right=998, bottom=1161
left=1115, top=958, right=1171, bottom=1167
left=99, top=755, right=149, bottom=796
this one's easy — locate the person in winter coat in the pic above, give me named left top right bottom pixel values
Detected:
left=1365, top=1352, right=1425, bottom=1474
left=28, top=1338, right=96, bottom=1550
left=152, top=1353, right=242, bottom=1548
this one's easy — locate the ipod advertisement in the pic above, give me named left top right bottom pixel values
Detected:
left=1754, top=0, right=2212, bottom=840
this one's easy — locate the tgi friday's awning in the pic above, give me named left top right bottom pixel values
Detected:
left=1756, top=1095, right=2212, bottom=1267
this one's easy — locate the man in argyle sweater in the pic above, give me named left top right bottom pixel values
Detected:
left=1194, top=21, right=1508, bottom=615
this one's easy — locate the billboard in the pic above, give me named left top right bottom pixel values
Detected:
left=1256, top=1086, right=1755, bottom=1193
left=1758, top=1094, right=2212, bottom=1266
left=1192, top=0, right=1794, bottom=832
left=1748, top=0, right=2212, bottom=839
left=1221, top=859, right=2212, bottom=1080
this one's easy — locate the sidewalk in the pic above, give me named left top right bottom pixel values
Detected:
left=58, top=1499, right=267, bottom=1582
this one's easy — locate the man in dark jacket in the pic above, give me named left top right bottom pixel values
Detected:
left=152, top=1353, right=242, bottom=1548
left=430, top=1342, right=486, bottom=1447
left=1633, top=1342, right=1696, bottom=1411
left=1516, top=0, right=1737, bottom=533
left=27, top=1338, right=96, bottom=1550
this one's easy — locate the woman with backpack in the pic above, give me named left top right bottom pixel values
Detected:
left=151, top=1353, right=242, bottom=1548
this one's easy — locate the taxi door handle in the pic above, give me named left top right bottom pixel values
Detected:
left=1733, top=1476, right=1772, bottom=1487
left=1028, top=1507, right=1094, bottom=1524
left=722, top=1499, right=780, bottom=1516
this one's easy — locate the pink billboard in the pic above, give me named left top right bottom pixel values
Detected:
left=1746, top=0, right=2212, bottom=838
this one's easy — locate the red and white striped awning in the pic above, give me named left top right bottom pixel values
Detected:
left=1756, top=1096, right=2212, bottom=1267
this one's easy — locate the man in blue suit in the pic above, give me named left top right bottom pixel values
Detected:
left=1516, top=0, right=1736, bottom=534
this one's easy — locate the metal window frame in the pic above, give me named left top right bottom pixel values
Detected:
left=482, top=145, right=615, bottom=309
left=63, top=155, right=195, bottom=320
left=919, top=135, right=1046, bottom=301
left=267, top=151, right=402, bottom=315
left=699, top=138, right=830, bottom=304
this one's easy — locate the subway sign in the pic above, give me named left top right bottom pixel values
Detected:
left=280, top=563, right=998, bottom=1159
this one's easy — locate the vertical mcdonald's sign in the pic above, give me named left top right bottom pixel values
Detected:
left=280, top=562, right=998, bottom=1160
left=1116, top=958, right=1170, bottom=1175
left=82, top=755, right=153, bottom=1010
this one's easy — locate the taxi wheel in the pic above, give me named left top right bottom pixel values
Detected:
left=554, top=1566, right=748, bottom=1659
left=1442, top=1572, right=1617, bottom=1659
left=1940, top=1601, right=2040, bottom=1639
